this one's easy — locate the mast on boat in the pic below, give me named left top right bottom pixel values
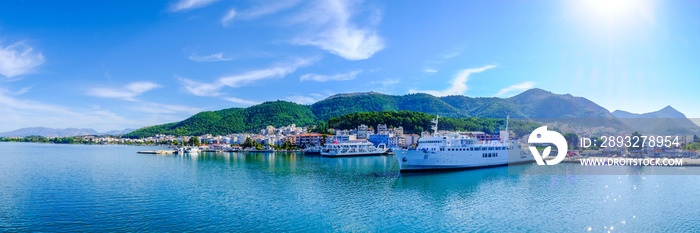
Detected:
left=431, top=115, right=439, bottom=136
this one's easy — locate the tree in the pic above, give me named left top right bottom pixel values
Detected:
left=589, top=136, right=600, bottom=150
left=563, top=132, right=579, bottom=150
left=240, top=137, right=261, bottom=149
left=188, top=136, right=200, bottom=146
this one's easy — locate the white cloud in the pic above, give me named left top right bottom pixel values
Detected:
left=189, top=52, right=232, bottom=62
left=300, top=70, right=361, bottom=82
left=181, top=57, right=316, bottom=96
left=221, top=0, right=301, bottom=26
left=221, top=9, right=237, bottom=26
left=292, top=0, right=384, bottom=60
left=224, top=97, right=260, bottom=106
left=86, top=81, right=161, bottom=101
left=409, top=65, right=495, bottom=97
left=171, top=0, right=218, bottom=11
left=285, top=95, right=318, bottom=105
left=496, top=81, right=535, bottom=96
left=424, top=68, right=438, bottom=74
left=0, top=42, right=45, bottom=78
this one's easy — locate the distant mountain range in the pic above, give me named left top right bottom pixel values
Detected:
left=119, top=88, right=700, bottom=138
left=612, top=106, right=700, bottom=135
left=0, top=127, right=135, bottom=138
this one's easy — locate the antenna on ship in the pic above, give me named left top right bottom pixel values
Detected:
left=432, top=115, right=439, bottom=136
left=504, top=115, right=509, bottom=146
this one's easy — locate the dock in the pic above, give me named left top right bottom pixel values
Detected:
left=137, top=150, right=176, bottom=154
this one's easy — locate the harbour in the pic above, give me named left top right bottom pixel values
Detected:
left=4, top=142, right=700, bottom=232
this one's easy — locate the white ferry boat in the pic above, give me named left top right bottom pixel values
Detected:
left=395, top=116, right=534, bottom=172
left=321, top=140, right=388, bottom=157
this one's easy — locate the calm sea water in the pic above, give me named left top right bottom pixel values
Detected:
left=1, top=142, right=700, bottom=232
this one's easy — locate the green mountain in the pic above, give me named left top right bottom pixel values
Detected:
left=124, top=101, right=317, bottom=138
left=310, top=92, right=465, bottom=120
left=508, top=88, right=615, bottom=118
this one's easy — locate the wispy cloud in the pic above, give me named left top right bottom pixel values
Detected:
left=0, top=88, right=131, bottom=132
left=0, top=42, right=45, bottom=78
left=409, top=65, right=496, bottom=97
left=86, top=81, right=161, bottom=101
left=224, top=97, right=260, bottom=106
left=300, top=70, right=361, bottom=82
left=189, top=52, right=232, bottom=62
left=181, top=57, right=316, bottom=96
left=221, top=9, right=237, bottom=26
left=171, top=0, right=218, bottom=11
left=222, top=0, right=301, bottom=26
left=292, top=0, right=384, bottom=60
left=441, top=48, right=464, bottom=60
left=496, top=81, right=535, bottom=96
left=424, top=68, right=438, bottom=74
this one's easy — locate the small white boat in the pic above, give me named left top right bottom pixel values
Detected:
left=185, top=147, right=199, bottom=154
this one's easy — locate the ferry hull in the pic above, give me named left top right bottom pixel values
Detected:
left=321, top=151, right=389, bottom=157
left=394, top=149, right=535, bottom=172
left=397, top=160, right=534, bottom=172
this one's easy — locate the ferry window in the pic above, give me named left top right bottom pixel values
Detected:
left=495, top=147, right=500, bottom=150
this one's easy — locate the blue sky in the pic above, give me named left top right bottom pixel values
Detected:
left=0, top=0, right=699, bottom=132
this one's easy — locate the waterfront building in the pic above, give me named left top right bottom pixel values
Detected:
left=286, top=135, right=298, bottom=145
left=420, top=131, right=431, bottom=138
left=335, top=129, right=350, bottom=136
left=394, top=126, right=404, bottom=137
left=369, top=134, right=390, bottom=147
left=377, top=124, right=389, bottom=135
left=298, top=133, right=323, bottom=146
left=357, top=124, right=370, bottom=139
left=388, top=136, right=406, bottom=147
left=405, top=134, right=420, bottom=146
